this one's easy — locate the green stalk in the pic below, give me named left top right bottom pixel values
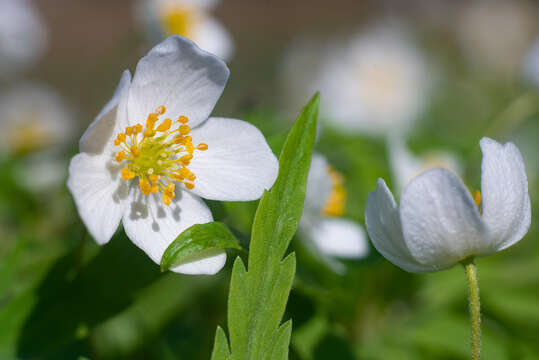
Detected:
left=462, top=258, right=481, bottom=360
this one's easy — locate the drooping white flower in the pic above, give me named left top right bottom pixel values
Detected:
left=67, top=36, right=278, bottom=275
left=280, top=25, right=431, bottom=136
left=135, top=0, right=233, bottom=61
left=0, top=84, right=74, bottom=191
left=300, top=154, right=368, bottom=273
left=365, top=137, right=530, bottom=272
left=388, top=135, right=462, bottom=194
left=0, top=0, right=47, bottom=77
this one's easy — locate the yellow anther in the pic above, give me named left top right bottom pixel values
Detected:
left=162, top=194, right=172, bottom=206
left=150, top=184, right=159, bottom=194
left=184, top=182, right=194, bottom=190
left=149, top=174, right=159, bottom=183
left=139, top=179, right=152, bottom=195
left=179, top=124, right=190, bottom=135
left=186, top=142, right=194, bottom=154
left=146, top=113, right=158, bottom=128
left=178, top=115, right=189, bottom=123
left=156, top=118, right=172, bottom=132
left=322, top=166, right=346, bottom=217
left=134, top=124, right=143, bottom=134
left=131, top=145, right=140, bottom=157
left=155, top=105, right=166, bottom=115
left=114, top=151, right=126, bottom=163
left=167, top=182, right=175, bottom=193
left=144, top=128, right=156, bottom=138
left=121, top=167, right=135, bottom=180
left=114, top=133, right=126, bottom=145
left=180, top=154, right=193, bottom=162
left=125, top=126, right=133, bottom=136
left=474, top=190, right=481, bottom=206
left=196, top=143, right=208, bottom=151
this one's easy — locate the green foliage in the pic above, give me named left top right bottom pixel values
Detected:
left=160, top=222, right=242, bottom=272
left=211, top=94, right=320, bottom=360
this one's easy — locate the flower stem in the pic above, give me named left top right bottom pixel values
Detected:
left=462, top=258, right=481, bottom=360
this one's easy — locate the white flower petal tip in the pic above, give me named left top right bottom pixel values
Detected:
left=365, top=138, right=531, bottom=273
left=479, top=137, right=531, bottom=251
left=310, top=218, right=369, bottom=259
left=170, top=248, right=227, bottom=275
left=128, top=35, right=229, bottom=129
left=188, top=117, right=279, bottom=201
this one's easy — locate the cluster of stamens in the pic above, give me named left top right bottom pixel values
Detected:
left=113, top=105, right=208, bottom=206
left=322, top=166, right=346, bottom=217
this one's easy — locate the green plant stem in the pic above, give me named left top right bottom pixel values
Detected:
left=462, top=258, right=481, bottom=360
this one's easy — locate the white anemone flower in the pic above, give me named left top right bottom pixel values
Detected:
left=67, top=36, right=278, bottom=275
left=388, top=135, right=462, bottom=194
left=300, top=154, right=368, bottom=273
left=0, top=0, right=47, bottom=77
left=0, top=84, right=74, bottom=191
left=135, top=0, right=233, bottom=62
left=365, top=137, right=530, bottom=272
left=281, top=25, right=431, bottom=136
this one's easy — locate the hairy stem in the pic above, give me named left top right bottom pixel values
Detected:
left=462, top=258, right=481, bottom=360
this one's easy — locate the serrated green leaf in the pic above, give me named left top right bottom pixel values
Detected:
left=210, top=327, right=231, bottom=360
left=210, top=93, right=319, bottom=360
left=160, top=222, right=241, bottom=271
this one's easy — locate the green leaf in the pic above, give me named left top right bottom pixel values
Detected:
left=160, top=222, right=241, bottom=271
left=210, top=327, right=231, bottom=360
left=211, top=93, right=319, bottom=360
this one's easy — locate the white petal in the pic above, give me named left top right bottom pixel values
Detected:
left=400, top=169, right=489, bottom=268
left=480, top=137, right=531, bottom=251
left=79, top=70, right=131, bottom=155
left=122, top=189, right=223, bottom=275
left=365, top=179, right=436, bottom=273
left=191, top=17, right=234, bottom=62
left=187, top=117, right=278, bottom=201
left=67, top=153, right=129, bottom=245
left=304, top=153, right=331, bottom=215
left=307, top=218, right=369, bottom=259
left=170, top=248, right=226, bottom=275
left=127, top=35, right=229, bottom=128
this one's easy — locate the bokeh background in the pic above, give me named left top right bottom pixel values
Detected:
left=1, top=0, right=538, bottom=359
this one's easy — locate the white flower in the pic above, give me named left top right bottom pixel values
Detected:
left=0, top=84, right=74, bottom=157
left=0, top=84, right=74, bottom=191
left=0, top=0, right=47, bottom=77
left=365, top=137, right=530, bottom=272
left=300, top=154, right=368, bottom=273
left=388, top=135, right=462, bottom=194
left=135, top=0, right=233, bottom=61
left=280, top=25, right=431, bottom=136
left=67, top=36, right=278, bottom=275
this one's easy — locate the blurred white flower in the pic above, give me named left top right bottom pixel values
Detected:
left=68, top=36, right=278, bottom=275
left=281, top=25, right=431, bottom=136
left=522, top=37, right=539, bottom=86
left=456, top=0, right=537, bottom=76
left=0, top=0, right=47, bottom=77
left=0, top=84, right=74, bottom=157
left=300, top=154, right=368, bottom=273
left=388, top=135, right=462, bottom=194
left=365, top=137, right=530, bottom=273
left=135, top=0, right=233, bottom=61
left=0, top=84, right=74, bottom=192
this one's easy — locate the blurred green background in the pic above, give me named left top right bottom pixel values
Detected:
left=0, top=0, right=538, bottom=359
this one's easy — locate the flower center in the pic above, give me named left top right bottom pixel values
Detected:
left=322, top=165, right=346, bottom=217
left=113, top=105, right=208, bottom=206
left=8, top=121, right=55, bottom=155
left=162, top=6, right=197, bottom=38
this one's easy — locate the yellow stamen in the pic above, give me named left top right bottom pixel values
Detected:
left=322, top=166, right=346, bottom=217
left=112, top=105, right=208, bottom=205
left=121, top=167, right=135, bottom=180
